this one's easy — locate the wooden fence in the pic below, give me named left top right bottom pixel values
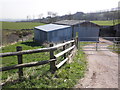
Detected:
left=0, top=37, right=78, bottom=80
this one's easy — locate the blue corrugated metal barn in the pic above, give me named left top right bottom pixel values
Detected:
left=54, top=20, right=100, bottom=41
left=34, top=24, right=72, bottom=43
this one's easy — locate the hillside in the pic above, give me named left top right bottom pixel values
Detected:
left=30, top=9, right=120, bottom=23
left=91, top=20, right=120, bottom=26
left=2, top=22, right=45, bottom=30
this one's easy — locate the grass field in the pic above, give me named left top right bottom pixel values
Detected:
left=2, top=20, right=120, bottom=30
left=1, top=40, right=87, bottom=88
left=91, top=20, right=120, bottom=26
left=1, top=21, right=45, bottom=46
left=2, top=22, right=45, bottom=30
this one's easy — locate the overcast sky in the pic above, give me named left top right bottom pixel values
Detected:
left=0, top=0, right=120, bottom=20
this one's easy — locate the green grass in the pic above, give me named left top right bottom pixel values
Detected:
left=2, top=22, right=45, bottom=30
left=108, top=44, right=120, bottom=54
left=1, top=41, right=87, bottom=88
left=91, top=20, right=120, bottom=26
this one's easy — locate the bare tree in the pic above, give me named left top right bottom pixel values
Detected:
left=47, top=11, right=58, bottom=23
left=33, top=15, right=35, bottom=20
left=38, top=13, right=43, bottom=19
left=47, top=11, right=57, bottom=17
left=27, top=15, right=31, bottom=21
left=48, top=11, right=53, bottom=18
left=52, top=12, right=58, bottom=17
left=67, top=12, right=73, bottom=20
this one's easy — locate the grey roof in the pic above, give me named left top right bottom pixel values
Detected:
left=35, top=24, right=70, bottom=32
left=54, top=20, right=86, bottom=26
left=54, top=20, right=100, bottom=27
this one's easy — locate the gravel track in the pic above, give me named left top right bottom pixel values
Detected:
left=75, top=39, right=119, bottom=88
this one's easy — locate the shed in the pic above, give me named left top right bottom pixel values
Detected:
left=114, top=24, right=120, bottom=41
left=114, top=24, right=120, bottom=37
left=54, top=20, right=100, bottom=41
left=34, top=24, right=72, bottom=43
left=99, top=24, right=120, bottom=37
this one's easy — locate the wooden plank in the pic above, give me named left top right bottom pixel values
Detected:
left=0, top=59, right=56, bottom=72
left=55, top=45, right=75, bottom=58
left=63, top=41, right=66, bottom=59
left=0, top=40, right=75, bottom=57
left=56, top=58, right=68, bottom=69
left=0, top=40, right=75, bottom=58
left=0, top=47, right=57, bottom=57
left=54, top=40, right=75, bottom=49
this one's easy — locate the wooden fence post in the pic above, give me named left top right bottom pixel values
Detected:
left=75, top=37, right=78, bottom=49
left=49, top=43, right=57, bottom=73
left=16, top=46, right=23, bottom=80
left=77, top=37, right=79, bottom=48
left=79, top=39, right=80, bottom=50
left=96, top=42, right=98, bottom=51
left=63, top=41, right=66, bottom=59
left=113, top=38, right=115, bottom=50
left=96, top=37, right=99, bottom=51
left=71, top=39, right=74, bottom=46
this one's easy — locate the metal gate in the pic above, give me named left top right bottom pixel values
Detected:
left=79, top=37, right=120, bottom=52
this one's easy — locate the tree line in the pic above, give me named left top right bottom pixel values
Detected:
left=23, top=7, right=120, bottom=23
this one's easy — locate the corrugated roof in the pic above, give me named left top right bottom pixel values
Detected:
left=54, top=20, right=86, bottom=26
left=35, top=24, right=70, bottom=32
left=54, top=20, right=100, bottom=27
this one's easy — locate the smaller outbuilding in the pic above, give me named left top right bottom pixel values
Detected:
left=114, top=24, right=120, bottom=41
left=34, top=24, right=72, bottom=43
left=114, top=24, right=120, bottom=37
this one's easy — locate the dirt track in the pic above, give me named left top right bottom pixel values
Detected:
left=75, top=39, right=118, bottom=88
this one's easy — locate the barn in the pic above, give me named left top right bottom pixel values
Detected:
left=34, top=24, right=72, bottom=43
left=114, top=24, right=120, bottom=41
left=54, top=20, right=100, bottom=41
left=114, top=24, right=120, bottom=37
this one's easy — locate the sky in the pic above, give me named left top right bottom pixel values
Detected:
left=0, top=0, right=120, bottom=20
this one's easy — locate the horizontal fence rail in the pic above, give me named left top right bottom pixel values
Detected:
left=0, top=59, right=56, bottom=72
left=0, top=40, right=75, bottom=57
left=79, top=37, right=120, bottom=51
left=79, top=37, right=120, bottom=38
left=56, top=58, right=69, bottom=69
left=0, top=37, right=78, bottom=81
left=54, top=40, right=75, bottom=49
left=55, top=45, right=75, bottom=58
left=0, top=47, right=57, bottom=57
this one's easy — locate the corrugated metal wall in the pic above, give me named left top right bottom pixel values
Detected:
left=74, top=24, right=99, bottom=41
left=48, top=27, right=72, bottom=42
left=34, top=27, right=72, bottom=43
left=34, top=29, right=47, bottom=43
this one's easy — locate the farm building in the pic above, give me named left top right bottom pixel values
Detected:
left=114, top=24, right=120, bottom=41
left=114, top=24, right=120, bottom=37
left=54, top=20, right=100, bottom=41
left=34, top=24, right=72, bottom=43
left=99, top=24, right=120, bottom=38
